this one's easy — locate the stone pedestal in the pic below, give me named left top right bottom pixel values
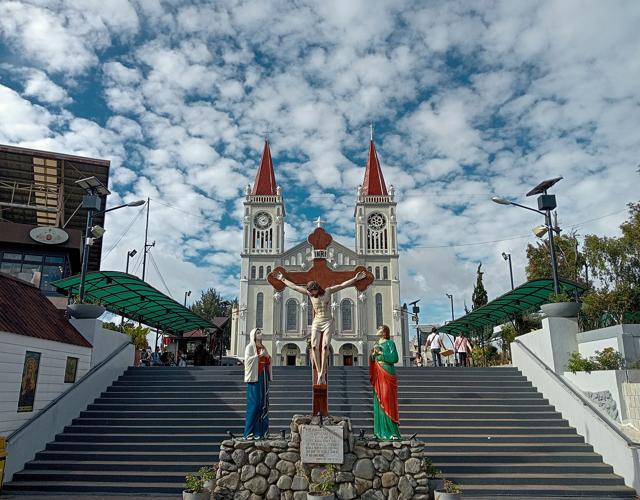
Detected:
left=214, top=415, right=430, bottom=499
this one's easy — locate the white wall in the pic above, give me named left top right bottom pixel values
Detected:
left=577, top=324, right=640, bottom=363
left=564, top=370, right=640, bottom=421
left=512, top=341, right=640, bottom=492
left=5, top=340, right=133, bottom=482
left=0, top=331, right=91, bottom=436
left=517, top=317, right=579, bottom=373
left=69, top=318, right=131, bottom=367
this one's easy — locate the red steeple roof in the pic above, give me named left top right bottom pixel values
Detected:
left=251, top=140, right=277, bottom=195
left=362, top=140, right=388, bottom=196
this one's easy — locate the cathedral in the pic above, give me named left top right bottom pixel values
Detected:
left=230, top=139, right=408, bottom=366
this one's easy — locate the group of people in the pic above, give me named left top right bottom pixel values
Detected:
left=242, top=272, right=402, bottom=441
left=415, top=327, right=473, bottom=367
left=139, top=346, right=188, bottom=367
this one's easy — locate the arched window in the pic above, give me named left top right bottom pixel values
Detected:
left=375, top=293, right=383, bottom=328
left=375, top=267, right=380, bottom=279
left=367, top=266, right=372, bottom=272
left=306, top=295, right=313, bottom=325
left=256, top=292, right=264, bottom=328
left=266, top=266, right=272, bottom=275
left=258, top=266, right=264, bottom=279
left=251, top=266, right=256, bottom=280
left=383, top=266, right=388, bottom=280
left=341, top=299, right=353, bottom=332
left=286, top=299, right=298, bottom=331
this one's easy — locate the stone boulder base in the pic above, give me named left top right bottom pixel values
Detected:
left=214, top=415, right=430, bottom=499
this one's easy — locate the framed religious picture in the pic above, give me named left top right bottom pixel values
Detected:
left=64, top=357, right=79, bottom=383
left=18, top=351, right=41, bottom=412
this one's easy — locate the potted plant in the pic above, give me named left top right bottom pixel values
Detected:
left=199, top=465, right=217, bottom=492
left=424, top=458, right=444, bottom=499
left=67, top=295, right=106, bottom=319
left=540, top=292, right=581, bottom=318
left=435, top=479, right=462, bottom=500
left=308, top=464, right=336, bottom=500
left=183, top=472, right=209, bottom=500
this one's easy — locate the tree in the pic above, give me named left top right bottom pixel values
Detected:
left=581, top=203, right=640, bottom=326
left=471, top=263, right=488, bottom=310
left=190, top=288, right=234, bottom=352
left=526, top=231, right=587, bottom=284
left=102, top=322, right=150, bottom=349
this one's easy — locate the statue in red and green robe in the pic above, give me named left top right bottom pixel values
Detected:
left=369, top=324, right=401, bottom=440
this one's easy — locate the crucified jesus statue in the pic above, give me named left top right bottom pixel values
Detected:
left=276, top=270, right=367, bottom=385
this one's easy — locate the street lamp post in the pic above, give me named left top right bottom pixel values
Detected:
left=409, top=300, right=421, bottom=362
left=75, top=176, right=145, bottom=301
left=445, top=293, right=454, bottom=322
left=502, top=252, right=514, bottom=290
left=184, top=290, right=191, bottom=306
left=492, top=177, right=563, bottom=294
left=126, top=249, right=137, bottom=274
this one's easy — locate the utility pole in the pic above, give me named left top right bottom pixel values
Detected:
left=142, top=197, right=155, bottom=281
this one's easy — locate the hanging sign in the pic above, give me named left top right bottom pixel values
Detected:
left=29, top=227, right=69, bottom=245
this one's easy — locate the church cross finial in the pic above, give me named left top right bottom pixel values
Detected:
left=314, top=216, right=324, bottom=228
left=263, top=123, right=271, bottom=141
left=370, top=122, right=374, bottom=142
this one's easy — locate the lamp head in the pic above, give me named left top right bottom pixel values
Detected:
left=128, top=249, right=137, bottom=257
left=532, top=225, right=548, bottom=238
left=127, top=199, right=146, bottom=207
left=492, top=196, right=512, bottom=206
left=502, top=252, right=509, bottom=260
left=90, top=225, right=106, bottom=238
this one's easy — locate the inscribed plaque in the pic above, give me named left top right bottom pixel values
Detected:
left=300, top=424, right=344, bottom=464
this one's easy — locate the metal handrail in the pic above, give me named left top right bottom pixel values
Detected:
left=7, top=339, right=132, bottom=441
left=513, top=339, right=640, bottom=448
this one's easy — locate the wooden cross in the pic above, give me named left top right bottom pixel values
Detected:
left=267, top=226, right=374, bottom=416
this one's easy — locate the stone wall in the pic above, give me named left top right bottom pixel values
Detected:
left=214, top=415, right=429, bottom=499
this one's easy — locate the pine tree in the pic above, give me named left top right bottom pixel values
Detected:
left=472, top=263, right=488, bottom=310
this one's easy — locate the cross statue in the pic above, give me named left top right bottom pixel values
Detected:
left=267, top=226, right=374, bottom=416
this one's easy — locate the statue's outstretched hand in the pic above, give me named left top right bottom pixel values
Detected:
left=356, top=271, right=367, bottom=281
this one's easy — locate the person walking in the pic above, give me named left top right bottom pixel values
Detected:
left=151, top=346, right=161, bottom=366
left=426, top=327, right=444, bottom=367
left=454, top=332, right=473, bottom=367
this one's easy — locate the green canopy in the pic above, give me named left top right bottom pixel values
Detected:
left=438, top=278, right=587, bottom=337
left=52, top=271, right=213, bottom=333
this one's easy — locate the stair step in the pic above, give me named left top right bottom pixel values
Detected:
left=8, top=365, right=633, bottom=499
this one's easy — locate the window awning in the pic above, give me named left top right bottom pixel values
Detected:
left=52, top=271, right=215, bottom=333
left=438, top=278, right=587, bottom=337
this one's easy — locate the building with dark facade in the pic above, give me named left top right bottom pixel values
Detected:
left=0, top=144, right=110, bottom=301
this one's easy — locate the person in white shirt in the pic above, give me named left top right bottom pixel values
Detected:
left=426, top=327, right=444, bottom=367
left=454, top=332, right=472, bottom=367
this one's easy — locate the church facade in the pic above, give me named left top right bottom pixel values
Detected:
left=230, top=140, right=409, bottom=366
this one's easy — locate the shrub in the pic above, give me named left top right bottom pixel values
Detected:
left=568, top=348, right=624, bottom=373
left=593, top=347, right=624, bottom=370
left=568, top=352, right=597, bottom=374
left=184, top=472, right=204, bottom=493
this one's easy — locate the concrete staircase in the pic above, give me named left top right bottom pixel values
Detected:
left=4, top=365, right=637, bottom=498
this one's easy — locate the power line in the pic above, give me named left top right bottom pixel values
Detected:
left=148, top=250, right=173, bottom=298
left=101, top=205, right=145, bottom=259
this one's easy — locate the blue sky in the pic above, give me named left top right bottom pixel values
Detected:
left=1, top=0, right=639, bottom=326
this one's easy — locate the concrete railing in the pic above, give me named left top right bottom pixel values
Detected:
left=4, top=340, right=134, bottom=482
left=512, top=339, right=640, bottom=493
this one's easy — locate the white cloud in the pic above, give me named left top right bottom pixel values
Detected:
left=0, top=0, right=639, bottom=325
